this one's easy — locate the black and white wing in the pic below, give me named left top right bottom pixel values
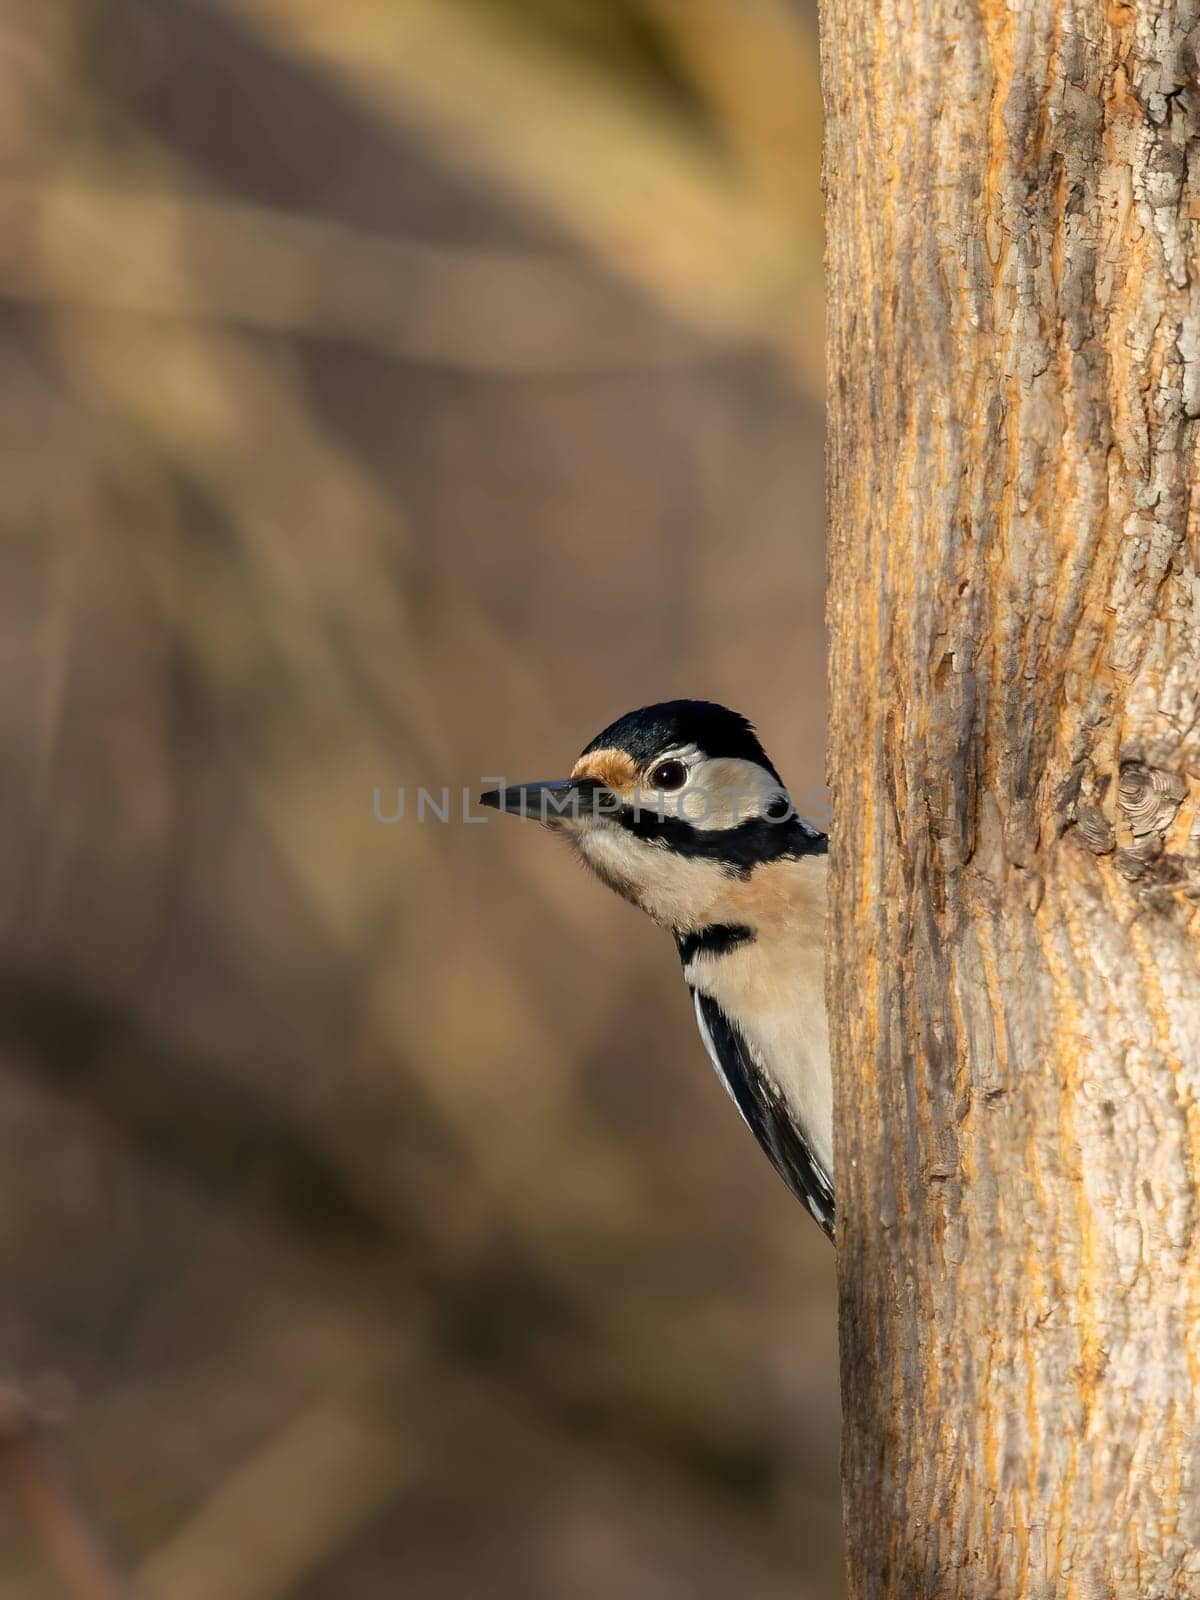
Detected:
left=692, top=989, right=835, bottom=1238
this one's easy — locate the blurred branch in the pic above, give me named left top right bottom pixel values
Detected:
left=0, top=969, right=399, bottom=1253
left=47, top=313, right=645, bottom=1234
left=138, top=1402, right=407, bottom=1600
left=0, top=1385, right=141, bottom=1600
left=209, top=0, right=822, bottom=389
left=0, top=181, right=707, bottom=374
left=0, top=983, right=805, bottom=1556
left=640, top=0, right=822, bottom=213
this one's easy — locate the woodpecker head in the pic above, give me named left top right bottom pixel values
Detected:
left=480, top=700, right=824, bottom=932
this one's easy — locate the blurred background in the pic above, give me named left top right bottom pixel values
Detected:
left=0, top=1, right=834, bottom=1595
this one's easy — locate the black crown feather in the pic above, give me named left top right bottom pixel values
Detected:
left=580, top=700, right=782, bottom=784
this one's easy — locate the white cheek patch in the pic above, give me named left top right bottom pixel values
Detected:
left=648, top=757, right=786, bottom=831
left=571, top=826, right=732, bottom=927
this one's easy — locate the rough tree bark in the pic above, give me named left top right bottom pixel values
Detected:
left=823, top=4, right=1200, bottom=1597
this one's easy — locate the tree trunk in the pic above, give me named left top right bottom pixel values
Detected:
left=822, top=3, right=1200, bottom=1596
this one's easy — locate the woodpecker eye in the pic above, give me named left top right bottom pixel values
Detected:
left=648, top=759, right=688, bottom=791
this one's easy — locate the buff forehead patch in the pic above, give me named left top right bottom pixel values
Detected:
left=570, top=747, right=639, bottom=792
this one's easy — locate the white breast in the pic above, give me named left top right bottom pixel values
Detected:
left=688, top=942, right=831, bottom=1174
left=681, top=853, right=831, bottom=1173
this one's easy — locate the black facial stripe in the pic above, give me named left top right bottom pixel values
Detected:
left=614, top=808, right=827, bottom=873
left=675, top=924, right=756, bottom=966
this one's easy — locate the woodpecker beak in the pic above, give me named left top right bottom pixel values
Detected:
left=479, top=778, right=608, bottom=824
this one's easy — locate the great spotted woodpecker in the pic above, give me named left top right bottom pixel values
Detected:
left=481, top=700, right=833, bottom=1237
